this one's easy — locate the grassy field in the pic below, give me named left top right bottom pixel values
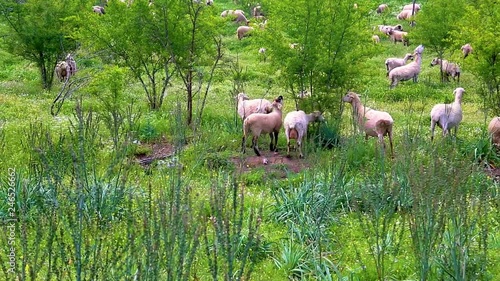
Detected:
left=0, top=0, right=499, bottom=280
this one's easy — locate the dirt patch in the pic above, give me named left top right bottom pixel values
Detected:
left=135, top=140, right=176, bottom=166
left=231, top=151, right=310, bottom=178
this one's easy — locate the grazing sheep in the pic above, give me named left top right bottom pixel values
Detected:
left=284, top=110, right=324, bottom=158
left=234, top=11, right=249, bottom=25
left=402, top=3, right=421, bottom=12
left=92, top=5, right=105, bottom=15
left=377, top=24, right=403, bottom=36
left=376, top=4, right=388, bottom=14
left=220, top=10, right=233, bottom=17
left=397, top=9, right=415, bottom=20
left=237, top=26, right=253, bottom=40
left=342, top=92, right=394, bottom=157
left=242, top=98, right=283, bottom=156
left=385, top=53, right=414, bottom=76
left=430, top=58, right=461, bottom=83
left=372, top=35, right=380, bottom=44
left=430, top=87, right=465, bottom=141
left=388, top=29, right=409, bottom=46
left=461, top=43, right=473, bottom=59
left=206, top=0, right=213, bottom=5
left=488, top=117, right=500, bottom=146
left=252, top=5, right=263, bottom=17
left=388, top=44, right=424, bottom=89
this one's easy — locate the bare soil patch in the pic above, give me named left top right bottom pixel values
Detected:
left=231, top=151, right=311, bottom=178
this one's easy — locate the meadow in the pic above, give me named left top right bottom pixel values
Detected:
left=0, top=0, right=499, bottom=280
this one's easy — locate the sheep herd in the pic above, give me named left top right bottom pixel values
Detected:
left=83, top=1, right=498, bottom=159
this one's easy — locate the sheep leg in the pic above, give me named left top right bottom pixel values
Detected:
left=269, top=132, right=275, bottom=151
left=297, top=138, right=303, bottom=158
left=252, top=136, right=262, bottom=156
left=431, top=120, right=437, bottom=141
left=390, top=78, right=398, bottom=89
left=241, top=135, right=247, bottom=153
left=271, top=130, right=279, bottom=152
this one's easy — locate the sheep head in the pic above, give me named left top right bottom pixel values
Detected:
left=454, top=87, right=465, bottom=101
left=342, top=92, right=360, bottom=103
left=413, top=45, right=424, bottom=56
left=430, top=58, right=442, bottom=67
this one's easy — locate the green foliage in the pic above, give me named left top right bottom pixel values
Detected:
left=0, top=0, right=80, bottom=89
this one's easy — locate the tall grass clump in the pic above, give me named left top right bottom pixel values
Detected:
left=395, top=130, right=495, bottom=280
left=202, top=173, right=265, bottom=281
left=271, top=163, right=349, bottom=279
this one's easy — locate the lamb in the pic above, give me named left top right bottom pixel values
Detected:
left=461, top=43, right=473, bottom=59
left=385, top=53, right=414, bottom=76
left=92, top=5, right=105, bottom=15
left=237, top=26, right=253, bottom=40
left=430, top=58, right=461, bottom=83
left=342, top=92, right=394, bottom=157
left=372, top=35, right=380, bottom=44
left=376, top=4, right=388, bottom=14
left=388, top=44, right=424, bottom=89
left=284, top=110, right=324, bottom=158
left=430, top=87, right=465, bottom=141
left=488, top=117, right=500, bottom=146
left=397, top=9, right=415, bottom=20
left=388, top=29, right=409, bottom=46
left=242, top=98, right=283, bottom=156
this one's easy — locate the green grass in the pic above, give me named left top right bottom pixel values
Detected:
left=0, top=0, right=499, bottom=280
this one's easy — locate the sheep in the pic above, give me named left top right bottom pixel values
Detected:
left=237, top=26, right=253, bottom=40
left=284, top=110, right=324, bottom=158
left=397, top=9, right=415, bottom=20
left=461, top=43, right=473, bottom=59
left=388, top=29, right=409, bottom=46
left=488, top=117, right=500, bottom=146
left=372, top=35, right=380, bottom=44
left=241, top=98, right=283, bottom=156
left=237, top=93, right=283, bottom=120
left=342, top=92, right=394, bottom=157
left=55, top=61, right=70, bottom=82
left=377, top=24, right=403, bottom=36
left=65, top=53, right=77, bottom=77
left=376, top=4, right=388, bottom=14
left=385, top=53, right=414, bottom=76
left=402, top=3, right=421, bottom=12
left=252, top=5, right=263, bottom=17
left=92, top=5, right=105, bottom=15
left=430, top=87, right=465, bottom=141
left=290, top=43, right=300, bottom=49
left=430, top=58, right=461, bottom=83
left=206, top=0, right=213, bottom=5
left=234, top=11, right=249, bottom=25
left=220, top=10, right=233, bottom=17
left=388, top=44, right=424, bottom=89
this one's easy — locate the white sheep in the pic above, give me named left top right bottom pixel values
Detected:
left=461, top=43, right=473, bottom=59
left=388, top=29, right=409, bottom=45
left=488, top=117, right=500, bottom=146
left=372, top=35, right=380, bottom=44
left=431, top=88, right=465, bottom=140
left=377, top=24, right=403, bottom=36
left=430, top=58, right=461, bottom=83
left=430, top=87, right=465, bottom=141
left=234, top=11, right=249, bottom=26
left=55, top=61, right=69, bottom=82
left=237, top=26, right=253, bottom=40
left=242, top=98, right=283, bottom=156
left=388, top=44, right=424, bottom=89
left=284, top=110, right=324, bottom=158
left=92, top=5, right=105, bottom=15
left=206, top=0, right=213, bottom=5
left=397, top=9, right=415, bottom=20
left=385, top=53, right=414, bottom=76
left=237, top=93, right=283, bottom=120
left=342, top=92, right=394, bottom=157
left=220, top=10, right=233, bottom=17
left=376, top=4, right=388, bottom=14
left=402, top=3, right=421, bottom=12
left=252, top=5, right=263, bottom=17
